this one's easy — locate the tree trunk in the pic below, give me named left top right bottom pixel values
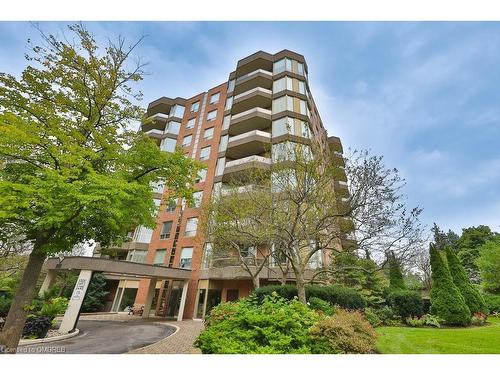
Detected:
left=252, top=275, right=260, bottom=289
left=0, top=240, right=47, bottom=353
left=295, top=270, right=307, bottom=304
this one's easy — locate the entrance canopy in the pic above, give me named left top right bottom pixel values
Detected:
left=41, top=256, right=192, bottom=333
left=45, top=256, right=191, bottom=280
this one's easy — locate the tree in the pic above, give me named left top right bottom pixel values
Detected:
left=414, top=250, right=432, bottom=291
left=388, top=255, right=406, bottom=290
left=445, top=246, right=486, bottom=314
left=476, top=238, right=500, bottom=293
left=0, top=24, right=198, bottom=351
left=431, top=223, right=459, bottom=251
left=429, top=244, right=471, bottom=326
left=81, top=273, right=109, bottom=313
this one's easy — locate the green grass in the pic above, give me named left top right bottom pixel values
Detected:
left=376, top=317, right=500, bottom=354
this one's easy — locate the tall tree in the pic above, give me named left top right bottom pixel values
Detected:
left=0, top=24, right=198, bottom=351
left=429, top=244, right=470, bottom=326
left=476, top=237, right=500, bottom=293
left=445, top=247, right=486, bottom=314
left=388, top=254, right=406, bottom=290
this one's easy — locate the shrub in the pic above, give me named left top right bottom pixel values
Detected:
left=39, top=297, right=69, bottom=319
left=483, top=293, right=500, bottom=314
left=429, top=244, right=471, bottom=326
left=445, top=247, right=487, bottom=314
left=308, top=297, right=335, bottom=315
left=388, top=256, right=406, bottom=290
left=471, top=312, right=487, bottom=326
left=405, top=315, right=442, bottom=328
left=22, top=315, right=53, bottom=339
left=0, top=295, right=12, bottom=317
left=405, top=316, right=425, bottom=327
left=252, top=284, right=366, bottom=310
left=196, top=293, right=320, bottom=354
left=309, top=309, right=377, bottom=354
left=82, top=273, right=110, bottom=313
left=387, top=290, right=423, bottom=318
left=364, top=307, right=382, bottom=327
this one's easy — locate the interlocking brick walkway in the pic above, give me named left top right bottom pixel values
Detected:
left=129, top=320, right=204, bottom=354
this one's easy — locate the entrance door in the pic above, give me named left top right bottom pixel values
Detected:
left=206, top=289, right=222, bottom=314
left=195, top=289, right=207, bottom=319
left=166, top=280, right=182, bottom=318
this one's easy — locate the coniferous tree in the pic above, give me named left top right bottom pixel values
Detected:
left=429, top=244, right=471, bottom=326
left=445, top=247, right=487, bottom=314
left=388, top=255, right=406, bottom=290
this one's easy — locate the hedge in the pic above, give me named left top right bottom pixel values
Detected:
left=387, top=290, right=423, bottom=318
left=252, top=284, right=366, bottom=310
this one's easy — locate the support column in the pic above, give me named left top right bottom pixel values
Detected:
left=59, top=270, right=93, bottom=334
left=141, top=278, right=157, bottom=318
left=38, top=270, right=57, bottom=297
left=177, top=280, right=190, bottom=321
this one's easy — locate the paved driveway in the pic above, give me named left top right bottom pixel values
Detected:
left=23, top=320, right=176, bottom=354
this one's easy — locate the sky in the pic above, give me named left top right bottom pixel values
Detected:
left=0, top=21, right=499, bottom=236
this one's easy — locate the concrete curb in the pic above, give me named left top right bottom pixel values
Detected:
left=127, top=323, right=180, bottom=353
left=19, top=328, right=80, bottom=346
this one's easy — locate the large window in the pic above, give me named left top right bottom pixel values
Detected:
left=200, top=146, right=211, bottom=161
left=154, top=249, right=166, bottom=265
left=195, top=168, right=207, bottom=183
left=273, top=76, right=305, bottom=95
left=126, top=250, right=147, bottom=263
left=273, top=58, right=305, bottom=76
left=272, top=141, right=312, bottom=162
left=166, top=121, right=180, bottom=135
left=204, top=127, right=214, bottom=140
left=170, top=104, right=185, bottom=118
left=185, top=218, right=198, bottom=237
left=165, top=199, right=176, bottom=213
left=225, top=96, right=233, bottom=111
left=182, top=135, right=192, bottom=148
left=272, top=117, right=310, bottom=138
left=186, top=118, right=196, bottom=129
left=160, top=221, right=173, bottom=239
left=190, top=101, right=200, bottom=112
left=222, top=115, right=231, bottom=130
left=227, top=79, right=235, bottom=93
left=207, top=110, right=217, bottom=121
left=179, top=247, right=193, bottom=269
left=210, top=92, right=220, bottom=104
left=160, top=138, right=177, bottom=152
left=201, top=243, right=213, bottom=269
left=272, top=96, right=307, bottom=115
left=192, top=191, right=203, bottom=208
left=218, top=134, right=228, bottom=152
left=215, top=157, right=225, bottom=176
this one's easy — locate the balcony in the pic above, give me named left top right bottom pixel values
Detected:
left=234, top=69, right=273, bottom=96
left=220, top=184, right=264, bottom=196
left=222, top=155, right=271, bottom=182
left=328, top=136, right=343, bottom=153
left=144, top=129, right=165, bottom=140
left=229, top=107, right=272, bottom=136
left=142, top=112, right=169, bottom=133
left=231, top=87, right=272, bottom=115
left=226, top=130, right=271, bottom=159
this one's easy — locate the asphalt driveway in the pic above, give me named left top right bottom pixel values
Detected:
left=22, top=320, right=176, bottom=354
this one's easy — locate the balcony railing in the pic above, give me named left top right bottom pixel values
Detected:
left=149, top=113, right=170, bottom=122
left=228, top=129, right=271, bottom=144
left=231, top=107, right=272, bottom=122
left=236, top=68, right=272, bottom=83
left=145, top=129, right=165, bottom=139
left=224, top=155, right=271, bottom=169
left=233, top=87, right=272, bottom=101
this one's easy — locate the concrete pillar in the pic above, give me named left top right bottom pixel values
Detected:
left=38, top=270, right=57, bottom=297
left=59, top=270, right=93, bottom=334
left=141, top=278, right=157, bottom=318
left=177, top=280, right=189, bottom=321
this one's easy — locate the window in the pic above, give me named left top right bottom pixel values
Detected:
left=160, top=138, right=176, bottom=152
left=195, top=168, right=207, bottom=183
left=182, top=135, right=192, bottom=148
left=213, top=182, right=222, bottom=198
left=272, top=96, right=287, bottom=113
left=273, top=77, right=287, bottom=93
left=224, top=96, right=233, bottom=111
left=126, top=250, right=147, bottom=263
left=185, top=218, right=198, bottom=237
left=160, top=221, right=173, bottom=239
left=218, top=134, right=228, bottom=152
left=186, top=118, right=196, bottom=129
left=298, top=62, right=305, bottom=76
left=192, top=191, right=203, bottom=208
left=200, top=146, right=211, bottom=161
left=207, top=110, right=217, bottom=121
left=154, top=249, right=166, bottom=265
left=228, top=79, right=236, bottom=92
left=204, top=127, right=214, bottom=140
left=191, top=101, right=199, bottom=112
left=272, top=96, right=306, bottom=115
left=215, top=157, right=225, bottom=176
left=166, top=121, right=180, bottom=135
left=273, top=58, right=286, bottom=74
left=201, top=243, right=213, bottom=269
left=222, top=115, right=231, bottom=130
left=165, top=199, right=176, bottom=213
left=241, top=245, right=256, bottom=258
left=308, top=243, right=323, bottom=268
left=210, top=92, right=220, bottom=104
left=298, top=80, right=306, bottom=95
left=179, top=247, right=193, bottom=269
left=170, top=105, right=185, bottom=118
left=300, top=100, right=308, bottom=116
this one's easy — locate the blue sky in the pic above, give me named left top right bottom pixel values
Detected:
left=1, top=21, right=499, bottom=236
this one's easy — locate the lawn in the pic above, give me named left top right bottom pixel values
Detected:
left=376, top=316, right=500, bottom=354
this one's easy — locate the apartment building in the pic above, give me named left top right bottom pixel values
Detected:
left=95, top=50, right=349, bottom=320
